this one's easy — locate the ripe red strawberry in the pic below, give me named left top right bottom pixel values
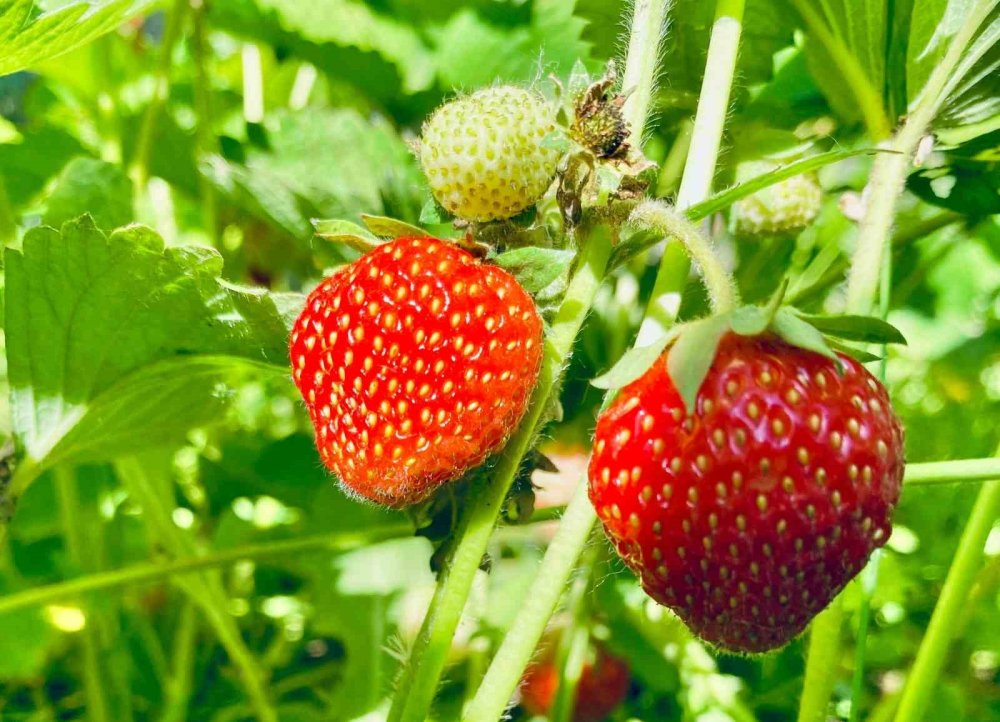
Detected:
left=588, top=333, right=904, bottom=653
left=520, top=640, right=630, bottom=722
left=289, top=236, right=544, bottom=507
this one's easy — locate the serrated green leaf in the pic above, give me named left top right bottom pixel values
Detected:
left=666, top=316, right=730, bottom=414
left=795, top=312, right=908, bottom=344
left=591, top=329, right=681, bottom=391
left=492, top=246, right=576, bottom=295
left=419, top=198, right=450, bottom=225
left=771, top=308, right=839, bottom=362
left=360, top=214, right=426, bottom=239
left=312, top=218, right=382, bottom=255
left=5, top=217, right=300, bottom=477
left=0, top=0, right=153, bottom=77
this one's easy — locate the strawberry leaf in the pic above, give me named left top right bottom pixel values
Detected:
left=666, top=316, right=730, bottom=414
left=5, top=217, right=299, bottom=483
left=312, top=218, right=383, bottom=253
left=729, top=307, right=769, bottom=335
left=360, top=214, right=427, bottom=239
left=771, top=308, right=839, bottom=363
left=591, top=328, right=682, bottom=391
left=795, top=313, right=908, bottom=345
left=827, top=339, right=883, bottom=364
left=492, top=247, right=576, bottom=295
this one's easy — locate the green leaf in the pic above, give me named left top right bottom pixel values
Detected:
left=0, top=0, right=153, bottom=77
left=203, top=109, right=424, bottom=241
left=312, top=218, right=383, bottom=254
left=5, top=217, right=300, bottom=476
left=686, top=148, right=881, bottom=221
left=42, top=157, right=133, bottom=230
left=666, top=316, right=730, bottom=414
left=827, top=339, right=884, bottom=363
left=770, top=308, right=839, bottom=362
left=430, top=2, right=593, bottom=88
left=491, top=246, right=576, bottom=295
left=795, top=312, right=908, bottom=344
left=208, top=0, right=435, bottom=97
left=729, top=306, right=769, bottom=335
left=591, top=328, right=681, bottom=391
left=360, top=214, right=426, bottom=239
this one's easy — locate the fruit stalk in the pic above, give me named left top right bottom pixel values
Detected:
left=620, top=0, right=670, bottom=147
left=630, top=200, right=739, bottom=313
left=844, top=0, right=998, bottom=316
left=388, top=229, right=613, bottom=722
left=796, top=599, right=846, bottom=722
left=465, top=0, right=745, bottom=714
left=461, top=482, right=599, bottom=721
left=636, top=0, right=745, bottom=345
left=894, top=468, right=1000, bottom=722
left=799, top=6, right=998, bottom=717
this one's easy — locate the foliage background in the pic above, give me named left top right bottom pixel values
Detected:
left=0, top=0, right=997, bottom=721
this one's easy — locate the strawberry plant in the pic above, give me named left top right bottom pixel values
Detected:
left=0, top=1, right=998, bottom=722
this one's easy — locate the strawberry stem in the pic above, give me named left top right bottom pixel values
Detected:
left=635, top=0, right=745, bottom=345
left=630, top=200, right=739, bottom=314
left=387, top=228, right=613, bottom=722
left=620, top=0, right=669, bottom=149
left=893, top=462, right=1000, bottom=722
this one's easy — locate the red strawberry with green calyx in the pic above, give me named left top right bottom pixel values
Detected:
left=290, top=236, right=544, bottom=508
left=588, top=303, right=906, bottom=653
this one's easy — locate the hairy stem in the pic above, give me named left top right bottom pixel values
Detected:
left=620, top=0, right=669, bottom=147
left=845, top=0, right=997, bottom=315
left=894, top=472, right=1000, bottom=722
left=465, top=0, right=744, bottom=715
left=637, top=0, right=745, bottom=344
left=462, top=484, right=599, bottom=721
left=388, top=230, right=613, bottom=722
left=631, top=200, right=739, bottom=313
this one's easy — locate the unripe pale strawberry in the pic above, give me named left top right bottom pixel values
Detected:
left=732, top=172, right=823, bottom=237
left=419, top=86, right=560, bottom=222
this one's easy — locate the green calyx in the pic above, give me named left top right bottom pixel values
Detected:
left=592, top=282, right=906, bottom=413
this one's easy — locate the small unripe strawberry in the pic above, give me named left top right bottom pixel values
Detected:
left=520, top=640, right=630, bottom=722
left=289, top=237, right=544, bottom=507
left=419, top=86, right=560, bottom=222
left=732, top=172, right=823, bottom=237
left=589, top=334, right=904, bottom=653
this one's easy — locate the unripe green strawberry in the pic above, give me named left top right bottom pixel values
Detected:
left=419, top=86, right=560, bottom=222
left=732, top=172, right=823, bottom=237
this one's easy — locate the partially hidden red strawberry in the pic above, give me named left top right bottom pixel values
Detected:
left=588, top=333, right=905, bottom=653
left=289, top=236, right=544, bottom=507
left=520, top=640, right=630, bottom=722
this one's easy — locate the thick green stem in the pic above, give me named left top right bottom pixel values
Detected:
left=637, top=0, right=745, bottom=345
left=55, top=466, right=110, bottom=722
left=388, top=230, right=613, bottom=722
left=845, top=0, right=997, bottom=315
left=0, top=526, right=407, bottom=617
left=903, top=458, right=1000, bottom=486
left=620, top=0, right=669, bottom=147
left=462, top=484, right=599, bottom=721
left=893, top=474, right=1000, bottom=722
left=631, top=200, right=739, bottom=313
left=797, top=600, right=845, bottom=722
